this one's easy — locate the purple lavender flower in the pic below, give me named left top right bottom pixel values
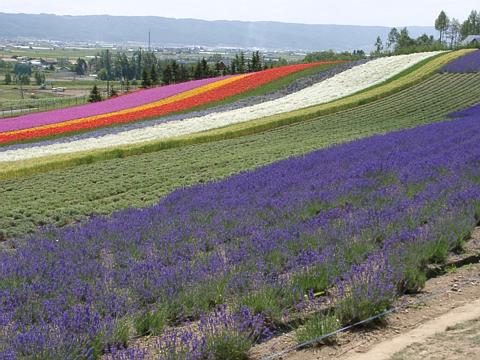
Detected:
left=439, top=50, right=480, bottom=73
left=1, top=103, right=480, bottom=357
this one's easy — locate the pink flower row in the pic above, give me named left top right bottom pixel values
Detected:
left=0, top=77, right=230, bottom=133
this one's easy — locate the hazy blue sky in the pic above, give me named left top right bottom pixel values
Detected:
left=1, top=0, right=477, bottom=26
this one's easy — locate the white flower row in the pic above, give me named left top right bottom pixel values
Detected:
left=0, top=52, right=442, bottom=162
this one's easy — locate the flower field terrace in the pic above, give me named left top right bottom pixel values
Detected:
left=2, top=70, right=480, bottom=241
left=439, top=49, right=480, bottom=73
left=0, top=61, right=339, bottom=145
left=1, top=106, right=480, bottom=358
left=0, top=76, right=233, bottom=133
left=0, top=51, right=442, bottom=158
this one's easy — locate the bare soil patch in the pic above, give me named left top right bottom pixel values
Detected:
left=388, top=317, right=480, bottom=360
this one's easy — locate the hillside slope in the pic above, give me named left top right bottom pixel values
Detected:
left=1, top=72, right=480, bottom=239
left=0, top=13, right=435, bottom=51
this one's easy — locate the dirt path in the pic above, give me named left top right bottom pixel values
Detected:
left=388, top=317, right=480, bottom=360
left=347, top=299, right=480, bottom=360
left=251, top=227, right=480, bottom=360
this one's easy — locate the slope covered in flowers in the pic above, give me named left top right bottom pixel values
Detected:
left=440, top=49, right=480, bottom=73
left=0, top=76, right=233, bottom=132
left=0, top=51, right=442, bottom=160
left=0, top=62, right=337, bottom=144
left=1, top=102, right=480, bottom=358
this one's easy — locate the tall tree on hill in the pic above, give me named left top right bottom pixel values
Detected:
left=374, top=36, right=384, bottom=55
left=435, top=11, right=450, bottom=43
left=74, top=58, right=88, bottom=75
left=251, top=51, right=262, bottom=72
left=141, top=68, right=151, bottom=88
left=88, top=84, right=102, bottom=103
left=132, top=50, right=143, bottom=80
left=446, top=18, right=461, bottom=48
left=460, top=10, right=480, bottom=38
left=230, top=60, right=237, bottom=75
left=193, top=60, right=203, bottom=80
left=178, top=63, right=189, bottom=82
left=201, top=58, right=209, bottom=78
left=171, top=61, right=179, bottom=83
left=239, top=52, right=246, bottom=73
left=162, top=64, right=173, bottom=85
left=150, top=63, right=158, bottom=85
left=396, top=28, right=415, bottom=51
left=387, top=28, right=400, bottom=50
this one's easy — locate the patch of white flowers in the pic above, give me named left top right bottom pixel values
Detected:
left=0, top=52, right=442, bottom=162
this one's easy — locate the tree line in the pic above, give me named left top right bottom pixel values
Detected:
left=86, top=50, right=273, bottom=102
left=82, top=49, right=271, bottom=88
left=373, top=9, right=480, bottom=55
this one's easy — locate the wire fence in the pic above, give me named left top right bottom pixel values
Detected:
left=0, top=95, right=89, bottom=119
left=261, top=271, right=480, bottom=360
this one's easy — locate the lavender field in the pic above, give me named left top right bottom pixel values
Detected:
left=440, top=49, right=480, bottom=73
left=1, top=101, right=480, bottom=358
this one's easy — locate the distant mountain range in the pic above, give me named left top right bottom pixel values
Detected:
left=0, top=13, right=436, bottom=51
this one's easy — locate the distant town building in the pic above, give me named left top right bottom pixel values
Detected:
left=30, top=59, right=42, bottom=67
left=42, top=58, right=58, bottom=66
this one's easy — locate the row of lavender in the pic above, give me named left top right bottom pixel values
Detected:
left=440, top=49, right=480, bottom=73
left=1, top=105, right=480, bottom=358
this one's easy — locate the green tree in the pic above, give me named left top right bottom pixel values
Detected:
left=34, top=71, right=45, bottom=86
left=415, top=34, right=434, bottom=47
left=88, top=84, right=102, bottom=103
left=193, top=61, right=202, bottom=79
left=387, top=28, right=400, bottom=50
left=109, top=86, right=118, bottom=97
left=178, top=63, right=189, bottom=82
left=374, top=36, right=384, bottom=55
left=19, top=74, right=30, bottom=85
left=460, top=10, right=480, bottom=38
left=141, top=68, right=152, bottom=88
left=446, top=18, right=461, bottom=48
left=4, top=72, right=12, bottom=85
left=396, top=28, right=415, bottom=51
left=162, top=64, right=172, bottom=84
left=14, top=63, right=32, bottom=78
left=171, top=61, right=179, bottom=83
left=230, top=60, right=237, bottom=74
left=201, top=58, right=209, bottom=78
left=75, top=58, right=88, bottom=75
left=150, top=64, right=158, bottom=85
left=238, top=52, right=246, bottom=73
left=435, top=11, right=450, bottom=43
left=251, top=51, right=262, bottom=71
left=97, top=68, right=108, bottom=81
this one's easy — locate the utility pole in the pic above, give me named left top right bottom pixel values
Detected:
left=148, top=29, right=151, bottom=52
left=106, top=49, right=110, bottom=96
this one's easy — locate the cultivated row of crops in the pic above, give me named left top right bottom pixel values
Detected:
left=0, top=52, right=442, bottom=161
left=0, top=62, right=338, bottom=144
left=2, top=72, right=480, bottom=241
left=1, top=103, right=480, bottom=358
